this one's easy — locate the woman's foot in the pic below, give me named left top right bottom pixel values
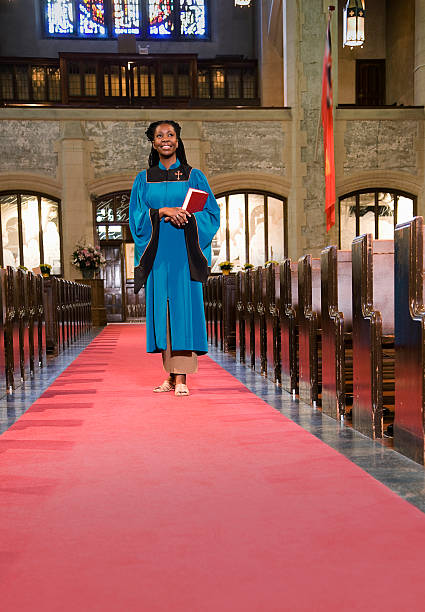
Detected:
left=175, top=383, right=189, bottom=396
left=174, top=374, right=189, bottom=396
left=153, top=375, right=175, bottom=393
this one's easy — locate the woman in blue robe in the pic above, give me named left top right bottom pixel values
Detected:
left=129, top=120, right=220, bottom=396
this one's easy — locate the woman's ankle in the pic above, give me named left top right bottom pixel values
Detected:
left=175, top=374, right=186, bottom=385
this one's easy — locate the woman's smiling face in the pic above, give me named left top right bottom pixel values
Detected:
left=153, top=123, right=179, bottom=159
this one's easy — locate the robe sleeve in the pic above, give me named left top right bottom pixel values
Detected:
left=190, top=170, right=221, bottom=265
left=129, top=171, right=156, bottom=264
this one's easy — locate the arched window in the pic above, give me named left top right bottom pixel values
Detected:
left=339, top=189, right=417, bottom=249
left=212, top=191, right=287, bottom=272
left=43, top=1, right=209, bottom=40
left=0, top=192, right=63, bottom=274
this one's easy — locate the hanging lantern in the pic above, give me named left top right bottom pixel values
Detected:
left=343, top=0, right=366, bottom=48
left=234, top=0, right=252, bottom=7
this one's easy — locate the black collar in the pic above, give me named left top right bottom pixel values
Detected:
left=146, top=164, right=192, bottom=183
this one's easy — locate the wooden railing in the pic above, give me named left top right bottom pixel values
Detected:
left=0, top=53, right=259, bottom=107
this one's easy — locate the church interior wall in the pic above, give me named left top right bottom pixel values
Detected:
left=0, top=0, right=256, bottom=60
left=1, top=1, right=424, bottom=272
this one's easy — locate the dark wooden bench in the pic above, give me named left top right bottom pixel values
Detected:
left=394, top=216, right=425, bottom=463
left=298, top=255, right=321, bottom=406
left=253, top=267, right=267, bottom=374
left=279, top=259, right=298, bottom=395
left=0, top=270, right=6, bottom=397
left=235, top=271, right=245, bottom=363
left=351, top=236, right=394, bottom=439
left=265, top=263, right=281, bottom=383
left=321, top=247, right=353, bottom=419
left=244, top=268, right=255, bottom=369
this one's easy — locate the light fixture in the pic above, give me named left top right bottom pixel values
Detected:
left=343, top=0, right=365, bottom=48
left=234, top=0, right=252, bottom=7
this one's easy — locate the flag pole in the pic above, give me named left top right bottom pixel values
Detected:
left=314, top=5, right=335, bottom=162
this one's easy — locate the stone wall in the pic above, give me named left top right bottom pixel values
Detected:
left=85, top=121, right=151, bottom=178
left=202, top=121, right=285, bottom=175
left=343, top=120, right=419, bottom=176
left=0, top=121, right=60, bottom=178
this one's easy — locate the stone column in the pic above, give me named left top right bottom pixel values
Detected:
left=415, top=0, right=425, bottom=105
left=58, top=121, right=93, bottom=280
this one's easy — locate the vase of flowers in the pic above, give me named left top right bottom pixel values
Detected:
left=40, top=263, right=52, bottom=278
left=243, top=263, right=254, bottom=271
left=72, top=242, right=105, bottom=279
left=218, top=261, right=233, bottom=275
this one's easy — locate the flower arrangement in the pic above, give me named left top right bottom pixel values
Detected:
left=264, top=260, right=279, bottom=267
left=72, top=242, right=105, bottom=271
left=40, top=263, right=52, bottom=277
left=218, top=261, right=234, bottom=273
left=243, top=263, right=254, bottom=270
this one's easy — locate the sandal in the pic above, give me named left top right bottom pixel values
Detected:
left=153, top=379, right=175, bottom=393
left=175, top=383, right=189, bottom=397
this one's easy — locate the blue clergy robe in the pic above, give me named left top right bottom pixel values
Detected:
left=129, top=160, right=220, bottom=355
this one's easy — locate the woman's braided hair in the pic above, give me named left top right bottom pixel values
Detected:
left=145, top=120, right=188, bottom=167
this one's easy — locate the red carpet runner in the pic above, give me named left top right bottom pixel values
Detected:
left=1, top=324, right=425, bottom=611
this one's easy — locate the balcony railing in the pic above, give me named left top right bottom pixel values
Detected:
left=0, top=53, right=259, bottom=108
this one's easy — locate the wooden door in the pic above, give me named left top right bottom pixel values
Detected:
left=100, top=243, right=124, bottom=322
left=356, top=59, right=386, bottom=106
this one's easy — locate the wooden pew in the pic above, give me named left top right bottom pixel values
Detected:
left=394, top=216, right=425, bottom=463
left=3, top=267, right=22, bottom=390
left=351, top=236, right=394, bottom=439
left=27, top=272, right=39, bottom=375
left=221, top=274, right=236, bottom=353
left=253, top=267, right=267, bottom=374
left=36, top=274, right=46, bottom=367
left=244, top=268, right=255, bottom=369
left=16, top=268, right=31, bottom=381
left=320, top=247, right=353, bottom=419
left=235, top=271, right=245, bottom=363
left=265, top=263, right=281, bottom=383
left=0, top=270, right=7, bottom=397
left=298, top=255, right=321, bottom=406
left=279, top=259, right=298, bottom=394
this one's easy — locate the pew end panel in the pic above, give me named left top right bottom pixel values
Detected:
left=0, top=270, right=7, bottom=397
left=298, top=255, right=321, bottom=406
left=266, top=263, right=281, bottom=383
left=394, top=217, right=425, bottom=464
left=245, top=269, right=255, bottom=370
left=235, top=271, right=245, bottom=364
left=253, top=267, right=267, bottom=375
left=279, top=259, right=298, bottom=394
left=321, top=247, right=353, bottom=420
left=352, top=235, right=394, bottom=439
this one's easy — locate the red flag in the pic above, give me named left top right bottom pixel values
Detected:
left=321, top=16, right=335, bottom=231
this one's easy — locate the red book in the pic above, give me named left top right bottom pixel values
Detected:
left=181, top=188, right=208, bottom=213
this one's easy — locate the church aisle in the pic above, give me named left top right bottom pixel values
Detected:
left=1, top=323, right=425, bottom=611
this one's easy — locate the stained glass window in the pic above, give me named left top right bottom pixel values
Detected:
left=78, top=0, right=107, bottom=37
left=180, top=0, right=206, bottom=37
left=148, top=0, right=173, bottom=36
left=43, top=0, right=209, bottom=39
left=46, top=0, right=75, bottom=35
left=113, top=0, right=140, bottom=35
